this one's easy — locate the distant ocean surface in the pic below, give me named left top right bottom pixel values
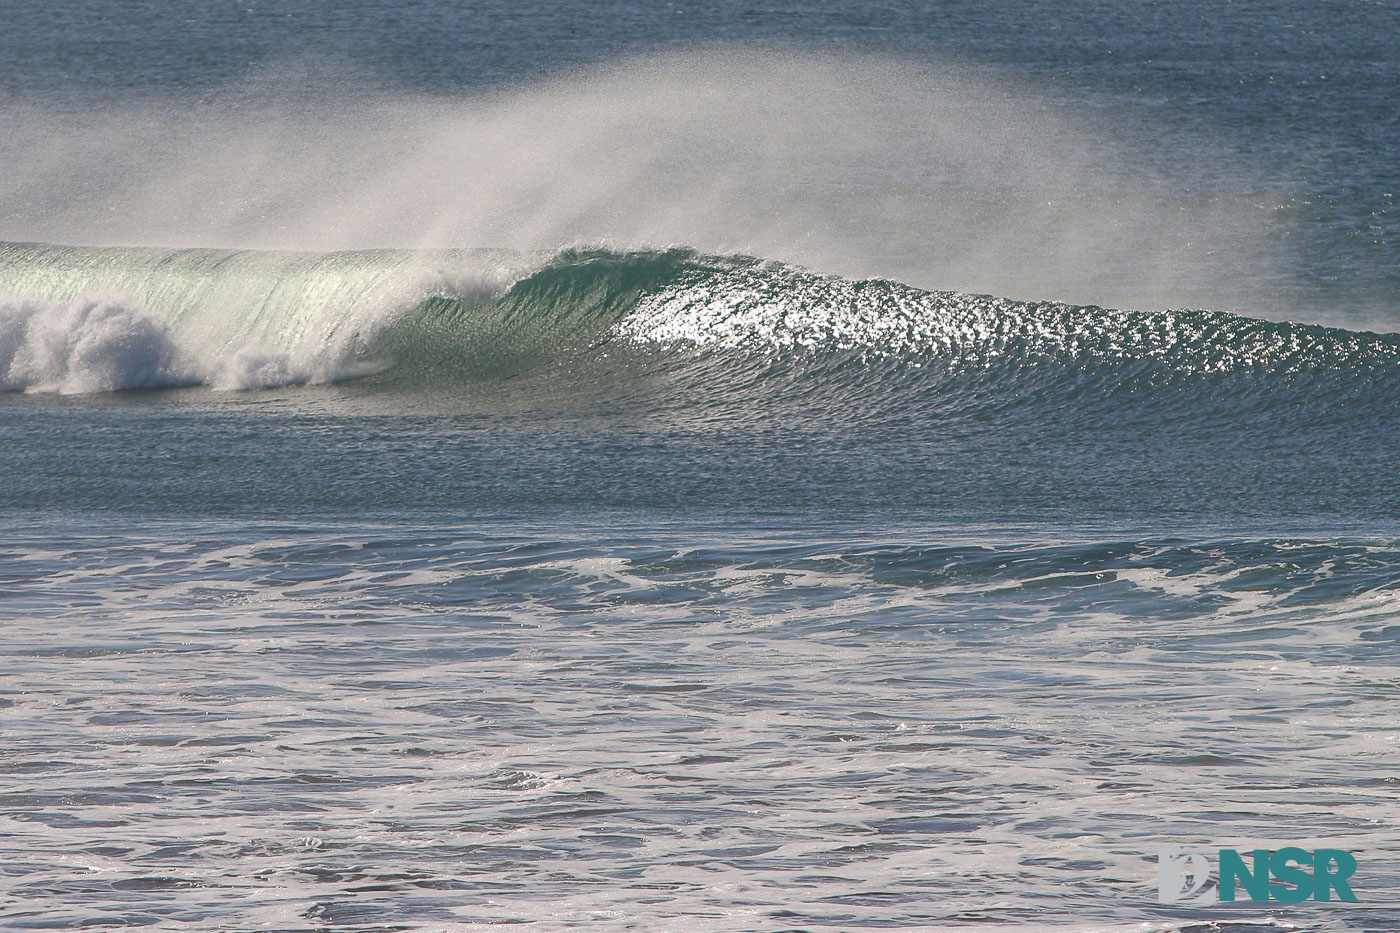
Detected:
left=2, top=2, right=1398, bottom=931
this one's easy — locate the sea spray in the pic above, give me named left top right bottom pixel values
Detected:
left=0, top=51, right=1278, bottom=316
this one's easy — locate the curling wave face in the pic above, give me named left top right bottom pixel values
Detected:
left=0, top=241, right=538, bottom=392
left=2, top=241, right=1397, bottom=418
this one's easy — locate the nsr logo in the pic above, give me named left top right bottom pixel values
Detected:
left=1158, top=847, right=1359, bottom=904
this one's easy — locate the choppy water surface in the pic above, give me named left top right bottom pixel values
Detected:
left=5, top=523, right=1400, bottom=931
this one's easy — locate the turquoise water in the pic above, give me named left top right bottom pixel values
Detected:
left=2, top=3, right=1399, bottom=931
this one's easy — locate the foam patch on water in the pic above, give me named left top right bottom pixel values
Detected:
left=2, top=526, right=1399, bottom=930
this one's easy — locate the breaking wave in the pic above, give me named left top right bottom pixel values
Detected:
left=2, top=241, right=1397, bottom=415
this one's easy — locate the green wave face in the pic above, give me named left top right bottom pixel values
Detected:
left=370, top=249, right=707, bottom=383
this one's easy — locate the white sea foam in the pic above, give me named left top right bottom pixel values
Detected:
left=2, top=528, right=1397, bottom=930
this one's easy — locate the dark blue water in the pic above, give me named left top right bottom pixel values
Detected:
left=2, top=3, right=1398, bottom=931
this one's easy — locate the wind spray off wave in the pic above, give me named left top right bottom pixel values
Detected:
left=0, top=51, right=1291, bottom=316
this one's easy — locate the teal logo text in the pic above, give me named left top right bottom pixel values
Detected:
left=1157, top=847, right=1358, bottom=904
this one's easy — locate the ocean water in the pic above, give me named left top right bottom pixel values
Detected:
left=2, top=2, right=1399, bottom=931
